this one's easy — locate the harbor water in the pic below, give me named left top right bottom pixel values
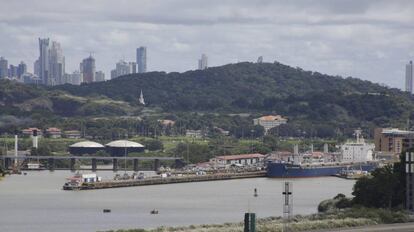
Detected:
left=0, top=171, right=355, bottom=232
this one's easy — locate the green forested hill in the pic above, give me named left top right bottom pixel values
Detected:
left=56, top=62, right=413, bottom=126
left=1, top=61, right=413, bottom=136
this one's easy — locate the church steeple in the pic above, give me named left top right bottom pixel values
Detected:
left=139, top=89, right=145, bottom=105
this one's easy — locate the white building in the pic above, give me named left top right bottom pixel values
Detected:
left=210, top=154, right=266, bottom=166
left=95, top=71, right=105, bottom=82
left=406, top=61, right=413, bottom=93
left=253, top=115, right=287, bottom=135
left=111, top=60, right=133, bottom=79
left=198, top=54, right=208, bottom=70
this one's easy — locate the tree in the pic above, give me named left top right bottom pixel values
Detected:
left=145, top=139, right=164, bottom=151
left=352, top=165, right=402, bottom=208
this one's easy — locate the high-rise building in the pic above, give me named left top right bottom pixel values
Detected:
left=136, top=46, right=147, bottom=73
left=38, top=38, right=50, bottom=85
left=48, top=41, right=65, bottom=85
left=34, top=59, right=40, bottom=77
left=17, top=61, right=27, bottom=78
left=111, top=60, right=133, bottom=79
left=0, top=57, right=8, bottom=78
left=70, top=71, right=82, bottom=85
left=406, top=61, right=413, bottom=94
left=198, top=54, right=208, bottom=70
left=80, top=55, right=96, bottom=83
left=129, top=62, right=137, bottom=74
left=8, top=64, right=18, bottom=78
left=95, top=71, right=105, bottom=82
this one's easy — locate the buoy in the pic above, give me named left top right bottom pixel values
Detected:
left=103, top=209, right=111, bottom=213
left=254, top=188, right=258, bottom=197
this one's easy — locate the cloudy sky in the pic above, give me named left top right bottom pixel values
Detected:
left=0, top=0, right=413, bottom=88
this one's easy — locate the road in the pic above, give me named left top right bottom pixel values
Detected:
left=307, top=222, right=414, bottom=232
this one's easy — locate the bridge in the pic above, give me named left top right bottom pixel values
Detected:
left=0, top=155, right=185, bottom=172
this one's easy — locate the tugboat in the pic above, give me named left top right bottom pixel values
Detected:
left=63, top=172, right=102, bottom=190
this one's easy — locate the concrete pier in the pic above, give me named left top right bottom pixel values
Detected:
left=64, top=171, right=267, bottom=190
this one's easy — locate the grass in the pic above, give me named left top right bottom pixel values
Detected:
left=101, top=208, right=410, bottom=232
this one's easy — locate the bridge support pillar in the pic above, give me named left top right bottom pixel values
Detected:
left=154, top=159, right=160, bottom=172
left=175, top=159, right=185, bottom=169
left=70, top=158, right=76, bottom=172
left=91, top=158, right=97, bottom=172
left=48, top=158, right=55, bottom=171
left=133, top=159, right=139, bottom=172
left=4, top=158, right=11, bottom=170
left=113, top=158, right=118, bottom=172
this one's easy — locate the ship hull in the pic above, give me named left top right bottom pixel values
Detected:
left=266, top=162, right=377, bottom=178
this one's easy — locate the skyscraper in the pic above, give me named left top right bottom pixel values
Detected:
left=111, top=60, right=131, bottom=79
left=17, top=61, right=27, bottom=78
left=38, top=38, right=50, bottom=85
left=80, top=55, right=96, bottom=83
left=48, top=41, right=65, bottom=85
left=8, top=64, right=18, bottom=78
left=198, top=54, right=208, bottom=70
left=95, top=71, right=105, bottom=82
left=136, top=46, right=147, bottom=73
left=0, top=57, right=8, bottom=78
left=34, top=59, right=40, bottom=77
left=406, top=61, right=413, bottom=94
left=129, top=62, right=137, bottom=74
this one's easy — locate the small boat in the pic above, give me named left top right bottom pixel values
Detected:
left=150, top=209, right=158, bottom=214
left=103, top=209, right=111, bottom=213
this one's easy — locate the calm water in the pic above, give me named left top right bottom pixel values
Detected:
left=0, top=171, right=355, bottom=232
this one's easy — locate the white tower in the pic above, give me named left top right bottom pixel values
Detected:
left=139, top=89, right=145, bottom=105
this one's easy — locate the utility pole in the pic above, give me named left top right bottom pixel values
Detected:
left=186, top=142, right=190, bottom=164
left=406, top=152, right=414, bottom=211
left=282, top=182, right=293, bottom=232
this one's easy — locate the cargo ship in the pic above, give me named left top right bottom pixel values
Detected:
left=267, top=130, right=379, bottom=178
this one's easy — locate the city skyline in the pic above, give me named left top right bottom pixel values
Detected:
left=0, top=0, right=413, bottom=89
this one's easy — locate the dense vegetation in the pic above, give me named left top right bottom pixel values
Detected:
left=352, top=154, right=406, bottom=209
left=2, top=61, right=414, bottom=138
